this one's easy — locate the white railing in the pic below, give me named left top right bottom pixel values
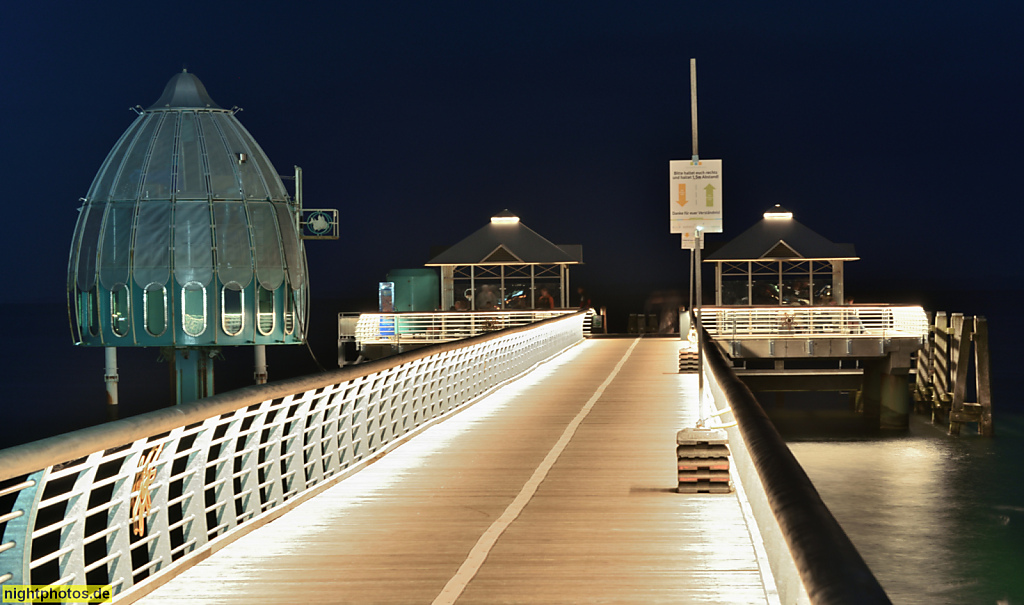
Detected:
left=0, top=312, right=586, bottom=602
left=701, top=305, right=928, bottom=339
left=349, top=310, right=590, bottom=346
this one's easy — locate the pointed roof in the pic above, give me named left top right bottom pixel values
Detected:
left=426, top=211, right=581, bottom=265
left=148, top=69, right=223, bottom=110
left=705, top=205, right=857, bottom=261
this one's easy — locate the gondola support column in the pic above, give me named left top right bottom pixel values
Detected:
left=104, top=347, right=118, bottom=406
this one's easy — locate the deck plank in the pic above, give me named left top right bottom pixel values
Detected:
left=137, top=338, right=771, bottom=604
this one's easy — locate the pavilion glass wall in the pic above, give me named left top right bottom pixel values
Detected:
left=451, top=264, right=566, bottom=310
left=717, top=260, right=834, bottom=306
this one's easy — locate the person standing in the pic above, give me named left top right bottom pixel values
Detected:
left=576, top=286, right=591, bottom=309
left=537, top=288, right=555, bottom=309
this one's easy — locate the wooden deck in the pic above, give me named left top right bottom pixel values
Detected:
left=137, top=338, right=776, bottom=604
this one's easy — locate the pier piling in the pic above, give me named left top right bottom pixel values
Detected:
left=913, top=312, right=993, bottom=436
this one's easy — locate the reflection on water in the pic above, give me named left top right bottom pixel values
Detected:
left=784, top=413, right=1024, bottom=604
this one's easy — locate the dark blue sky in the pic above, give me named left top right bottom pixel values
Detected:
left=4, top=1, right=1022, bottom=306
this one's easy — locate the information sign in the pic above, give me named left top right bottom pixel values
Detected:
left=670, top=159, right=722, bottom=234
left=679, top=231, right=701, bottom=250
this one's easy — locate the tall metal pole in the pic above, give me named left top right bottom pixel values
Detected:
left=690, top=58, right=699, bottom=162
left=695, top=228, right=704, bottom=407
left=690, top=58, right=704, bottom=407
left=688, top=248, right=694, bottom=313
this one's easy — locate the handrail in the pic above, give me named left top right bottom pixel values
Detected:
left=348, top=309, right=591, bottom=346
left=702, top=305, right=927, bottom=339
left=0, top=310, right=588, bottom=601
left=700, top=322, right=891, bottom=604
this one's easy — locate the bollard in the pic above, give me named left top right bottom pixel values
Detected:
left=676, top=427, right=732, bottom=494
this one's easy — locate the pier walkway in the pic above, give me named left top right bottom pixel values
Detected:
left=136, top=338, right=776, bottom=604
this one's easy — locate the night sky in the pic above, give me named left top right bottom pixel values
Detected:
left=4, top=1, right=1022, bottom=310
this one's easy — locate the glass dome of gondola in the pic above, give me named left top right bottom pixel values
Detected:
left=68, top=70, right=308, bottom=348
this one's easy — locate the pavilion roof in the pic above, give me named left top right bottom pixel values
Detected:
left=705, top=205, right=858, bottom=262
left=426, top=211, right=582, bottom=266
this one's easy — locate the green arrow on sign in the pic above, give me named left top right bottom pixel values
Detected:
left=704, top=184, right=715, bottom=207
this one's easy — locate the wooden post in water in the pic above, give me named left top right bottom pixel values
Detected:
left=916, top=311, right=994, bottom=436
left=933, top=312, right=950, bottom=425
left=975, top=317, right=994, bottom=436
left=913, top=311, right=933, bottom=413
left=948, top=314, right=971, bottom=436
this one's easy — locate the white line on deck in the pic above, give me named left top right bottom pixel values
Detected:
left=432, top=337, right=641, bottom=605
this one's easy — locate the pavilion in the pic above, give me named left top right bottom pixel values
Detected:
left=705, top=205, right=858, bottom=306
left=426, top=210, right=582, bottom=310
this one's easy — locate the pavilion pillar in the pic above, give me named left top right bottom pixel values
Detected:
left=777, top=261, right=783, bottom=305
left=530, top=265, right=535, bottom=308
left=441, top=266, right=454, bottom=310
left=564, top=264, right=570, bottom=308
left=747, top=261, right=752, bottom=306
left=560, top=265, right=565, bottom=307
left=809, top=261, right=815, bottom=304
left=832, top=260, right=845, bottom=305
left=715, top=263, right=722, bottom=305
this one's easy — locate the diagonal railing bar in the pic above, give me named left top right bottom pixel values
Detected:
left=0, top=311, right=587, bottom=603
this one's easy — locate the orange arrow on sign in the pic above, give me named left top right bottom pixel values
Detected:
left=677, top=183, right=689, bottom=208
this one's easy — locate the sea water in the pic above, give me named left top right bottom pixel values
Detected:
left=0, top=301, right=341, bottom=446
left=780, top=289, right=1024, bottom=604
left=787, top=414, right=1024, bottom=604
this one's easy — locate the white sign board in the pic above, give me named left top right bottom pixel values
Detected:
left=670, top=159, right=722, bottom=234
left=679, top=231, right=702, bottom=250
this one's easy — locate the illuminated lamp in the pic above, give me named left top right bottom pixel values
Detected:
left=763, top=204, right=793, bottom=219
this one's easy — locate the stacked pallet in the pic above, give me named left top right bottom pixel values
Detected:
left=676, top=428, right=732, bottom=494
left=678, top=344, right=699, bottom=373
